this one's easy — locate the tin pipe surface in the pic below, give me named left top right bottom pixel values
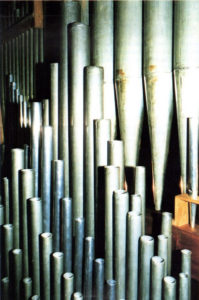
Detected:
left=23, top=99, right=28, bottom=129
left=73, top=292, right=83, bottom=300
left=52, top=252, right=64, bottom=300
left=2, top=178, right=9, bottom=224
left=23, top=144, right=29, bottom=169
left=9, top=249, right=22, bottom=300
left=50, top=63, right=59, bottom=160
left=139, top=235, right=154, bottom=300
left=2, top=277, right=9, bottom=300
left=21, top=33, right=26, bottom=98
left=41, top=126, right=53, bottom=232
left=105, top=280, right=116, bottom=300
left=15, top=37, right=19, bottom=89
left=52, top=160, right=64, bottom=251
left=2, top=224, right=13, bottom=277
left=19, top=169, right=35, bottom=276
left=30, top=28, right=34, bottom=99
left=28, top=197, right=42, bottom=295
left=69, top=22, right=90, bottom=224
left=63, top=272, right=74, bottom=300
left=161, top=212, right=172, bottom=275
left=108, top=141, right=124, bottom=189
left=157, top=234, right=168, bottom=276
left=163, top=276, right=176, bottom=300
left=42, top=99, right=49, bottom=126
left=22, top=277, right=32, bottom=300
left=31, top=102, right=42, bottom=196
left=94, top=258, right=104, bottom=300
left=83, top=237, right=94, bottom=300
left=84, top=66, right=103, bottom=237
left=40, top=232, right=53, bottom=300
left=126, top=211, right=142, bottom=300
left=187, top=117, right=198, bottom=228
left=113, top=190, right=129, bottom=300
left=130, top=194, right=142, bottom=214
left=91, top=1, right=116, bottom=138
left=25, top=30, right=30, bottom=100
left=11, top=148, right=24, bottom=248
left=181, top=249, right=191, bottom=300
left=134, top=166, right=146, bottom=234
left=31, top=296, right=40, bottom=300
left=39, top=29, right=44, bottom=63
left=59, top=1, right=80, bottom=197
left=33, top=28, right=39, bottom=96
left=61, top=197, right=72, bottom=272
left=104, top=166, right=120, bottom=280
left=74, top=217, right=84, bottom=292
left=179, top=273, right=189, bottom=300
left=151, top=256, right=165, bottom=300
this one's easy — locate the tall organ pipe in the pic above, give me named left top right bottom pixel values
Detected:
left=143, top=0, right=173, bottom=211
left=90, top=1, right=116, bottom=138
left=61, top=197, right=72, bottom=272
left=108, top=140, right=124, bottom=189
left=114, top=0, right=144, bottom=166
left=163, top=276, right=176, bottom=300
left=68, top=22, right=90, bottom=224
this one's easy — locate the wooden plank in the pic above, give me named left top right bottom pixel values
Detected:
left=33, top=0, right=43, bottom=29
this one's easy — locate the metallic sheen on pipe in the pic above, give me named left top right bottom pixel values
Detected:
left=130, top=194, right=142, bottom=214
left=108, top=141, right=124, bottom=189
left=163, top=276, right=176, bottom=300
left=42, top=99, right=49, bottom=126
left=52, top=252, right=64, bottom=300
left=73, top=292, right=83, bottom=300
left=134, top=166, right=146, bottom=234
left=179, top=273, right=189, bottom=300
left=2, top=277, right=9, bottom=300
left=181, top=249, right=191, bottom=300
left=63, top=272, right=74, bottom=300
left=151, top=256, right=165, bottom=300
left=105, top=280, right=116, bottom=300
left=9, top=249, right=22, bottom=300
left=94, top=258, right=104, bottom=300
left=74, top=217, right=84, bottom=292
left=157, top=234, right=168, bottom=276
left=2, top=224, right=13, bottom=277
left=161, top=212, right=172, bottom=275
left=2, top=178, right=9, bottom=224
left=22, top=277, right=32, bottom=300
left=61, top=197, right=72, bottom=272
left=83, top=237, right=94, bottom=299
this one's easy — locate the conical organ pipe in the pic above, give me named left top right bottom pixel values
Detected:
left=181, top=249, right=191, bottom=300
left=163, top=276, right=176, bottom=300
left=31, top=102, right=42, bottom=196
left=2, top=224, right=13, bottom=277
left=84, top=66, right=103, bottom=237
left=187, top=118, right=198, bottom=228
left=161, top=212, right=172, bottom=275
left=50, top=63, right=59, bottom=160
left=90, top=1, right=116, bottom=138
left=126, top=211, right=142, bottom=300
left=104, top=166, right=120, bottom=280
left=41, top=126, right=53, bottom=232
left=113, top=190, right=129, bottom=300
left=83, top=237, right=95, bottom=300
left=22, top=277, right=32, bottom=300
left=52, top=252, right=64, bottom=300
left=61, top=197, right=72, bottom=272
left=68, top=22, right=90, bottom=223
left=139, top=235, right=154, bottom=300
left=19, top=168, right=35, bottom=276
left=11, top=148, right=24, bottom=248
left=94, top=258, right=104, bottom=300
left=143, top=0, right=173, bottom=211
left=2, top=177, right=9, bottom=224
left=52, top=160, right=64, bottom=251
left=151, top=256, right=165, bottom=300
left=40, top=233, right=53, bottom=300
left=59, top=1, right=80, bottom=197
left=157, top=234, right=168, bottom=276
left=9, top=249, right=22, bottom=300
left=63, top=272, right=74, bottom=300
left=108, top=140, right=124, bottom=189
left=179, top=273, right=189, bottom=300
left=74, top=217, right=84, bottom=292
left=114, top=0, right=144, bottom=166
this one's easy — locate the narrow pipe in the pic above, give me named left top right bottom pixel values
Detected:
left=2, top=178, right=9, bottom=224
left=74, top=217, right=84, bottom=292
left=9, top=249, right=22, bottom=300
left=134, top=166, right=146, bottom=234
left=126, top=211, right=142, bottom=300
left=31, top=296, right=40, bottom=300
left=104, top=166, right=120, bottom=280
left=52, top=160, right=64, bottom=251
left=22, top=277, right=32, bottom=300
left=108, top=141, right=124, bottom=189
left=2, top=224, right=13, bottom=277
left=40, top=232, right=53, bottom=300
left=181, top=249, right=191, bottom=300
left=30, top=102, right=42, bottom=196
left=130, top=194, right=142, bottom=214
left=179, top=273, right=189, bottom=300
left=33, top=28, right=39, bottom=97
left=161, top=212, right=172, bottom=275
left=84, top=66, right=103, bottom=237
left=69, top=22, right=90, bottom=224
left=113, top=190, right=129, bottom=300
left=23, top=144, right=29, bottom=169
left=27, top=197, right=42, bottom=295
left=11, top=148, right=24, bottom=248
left=151, top=256, right=165, bottom=300
left=94, top=258, right=104, bottom=300
left=163, top=276, right=176, bottom=300
left=63, top=273, right=74, bottom=300
left=61, top=197, right=72, bottom=272
left=19, top=95, right=23, bottom=128
left=15, top=37, right=19, bottom=89
left=50, top=63, right=59, bottom=160
left=23, top=100, right=28, bottom=128
left=52, top=252, right=64, bottom=300
left=59, top=1, right=80, bottom=197
left=2, top=277, right=9, bottom=300
left=29, top=28, right=34, bottom=99
left=42, top=99, right=49, bottom=126
left=139, top=235, right=154, bottom=300
left=41, top=126, right=53, bottom=232
left=25, top=30, right=30, bottom=100
left=21, top=33, right=26, bottom=98
left=83, top=237, right=95, bottom=299
left=19, top=168, right=35, bottom=276
left=157, top=234, right=168, bottom=276
left=105, top=280, right=116, bottom=300
left=73, top=292, right=83, bottom=300
left=39, top=29, right=44, bottom=63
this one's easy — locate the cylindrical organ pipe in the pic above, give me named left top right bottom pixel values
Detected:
left=84, top=66, right=103, bottom=237
left=52, top=252, right=64, bottom=300
left=151, top=256, right=165, bottom=300
left=104, top=166, right=120, bottom=280
left=143, top=0, right=173, bottom=211
left=181, top=249, right=191, bottom=300
left=94, top=258, right=104, bottom=300
left=74, top=217, right=84, bottom=292
left=130, top=194, right=142, bottom=214
left=61, top=197, right=72, bottom=272
left=68, top=22, right=90, bottom=223
left=113, top=190, right=129, bottom=300
left=19, top=168, right=35, bottom=276
left=73, top=292, right=83, bottom=300
left=105, top=280, right=116, bottom=300
left=161, top=212, right=172, bottom=275
left=163, top=276, right=176, bottom=300
left=2, top=277, right=9, bottom=300
left=108, top=140, right=124, bottom=189
left=9, top=249, right=22, bottom=300
left=2, top=224, right=13, bottom=277
left=114, top=0, right=144, bottom=165
left=179, top=273, right=189, bottom=300
left=41, top=126, right=53, bottom=232
left=157, top=234, right=168, bottom=276
left=83, top=237, right=95, bottom=299
left=42, top=99, right=49, bottom=126
left=59, top=1, right=80, bottom=197
left=91, top=1, right=116, bottom=138
left=63, top=272, right=74, bottom=300
left=2, top=177, right=9, bottom=224
left=22, top=277, right=32, bottom=300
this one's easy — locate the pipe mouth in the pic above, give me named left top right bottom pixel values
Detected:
left=95, top=258, right=104, bottom=264
left=164, top=276, right=176, bottom=284
left=73, top=292, right=83, bottom=299
left=63, top=272, right=74, bottom=279
left=162, top=212, right=172, bottom=218
left=20, top=169, right=34, bottom=173
left=2, top=277, right=9, bottom=283
left=158, top=234, right=168, bottom=241
left=75, top=217, right=84, bottom=224
left=12, top=249, right=22, bottom=255
left=62, top=197, right=72, bottom=202
left=41, top=232, right=52, bottom=239
left=114, top=189, right=127, bottom=196
left=131, top=194, right=141, bottom=198
left=181, top=249, right=192, bottom=255
left=23, top=277, right=32, bottom=283
left=152, top=256, right=164, bottom=264
left=85, top=236, right=94, bottom=242
left=11, top=148, right=24, bottom=153
left=106, top=279, right=116, bottom=286
left=141, top=235, right=154, bottom=243
left=53, top=252, right=63, bottom=258
left=3, top=224, right=13, bottom=229
left=105, top=165, right=120, bottom=170
left=28, top=197, right=41, bottom=202
left=127, top=211, right=142, bottom=218
left=179, top=273, right=189, bottom=279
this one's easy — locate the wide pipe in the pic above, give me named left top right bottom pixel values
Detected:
left=68, top=22, right=90, bottom=224
left=74, top=217, right=84, bottom=292
left=151, top=256, right=165, bottom=300
left=181, top=249, right=191, bottom=300
left=61, top=197, right=72, bottom=272
left=63, top=272, right=74, bottom=300
left=2, top=224, right=13, bottom=277
left=52, top=160, right=64, bottom=251
left=59, top=1, right=80, bottom=197
left=113, top=190, right=129, bottom=300
left=163, top=276, right=176, bottom=300
left=157, top=234, right=168, bottom=276
left=94, top=258, right=104, bottom=300
left=84, top=66, right=103, bottom=237
left=139, top=235, right=154, bottom=300
left=104, top=280, right=116, bottom=300
left=52, top=252, right=64, bottom=300
left=19, top=168, right=35, bottom=276
left=2, top=177, right=9, bottom=224
left=179, top=273, right=189, bottom=300
left=161, top=212, right=172, bottom=275
left=11, top=148, right=24, bottom=248
left=9, top=249, right=22, bottom=300
left=130, top=194, right=142, bottom=214
left=41, top=126, right=53, bottom=232
left=126, top=211, right=142, bottom=300
left=104, top=166, right=120, bottom=280
left=114, top=0, right=144, bottom=166
left=83, top=237, right=94, bottom=299
left=108, top=140, right=124, bottom=189
left=22, top=277, right=32, bottom=300
left=73, top=292, right=83, bottom=300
